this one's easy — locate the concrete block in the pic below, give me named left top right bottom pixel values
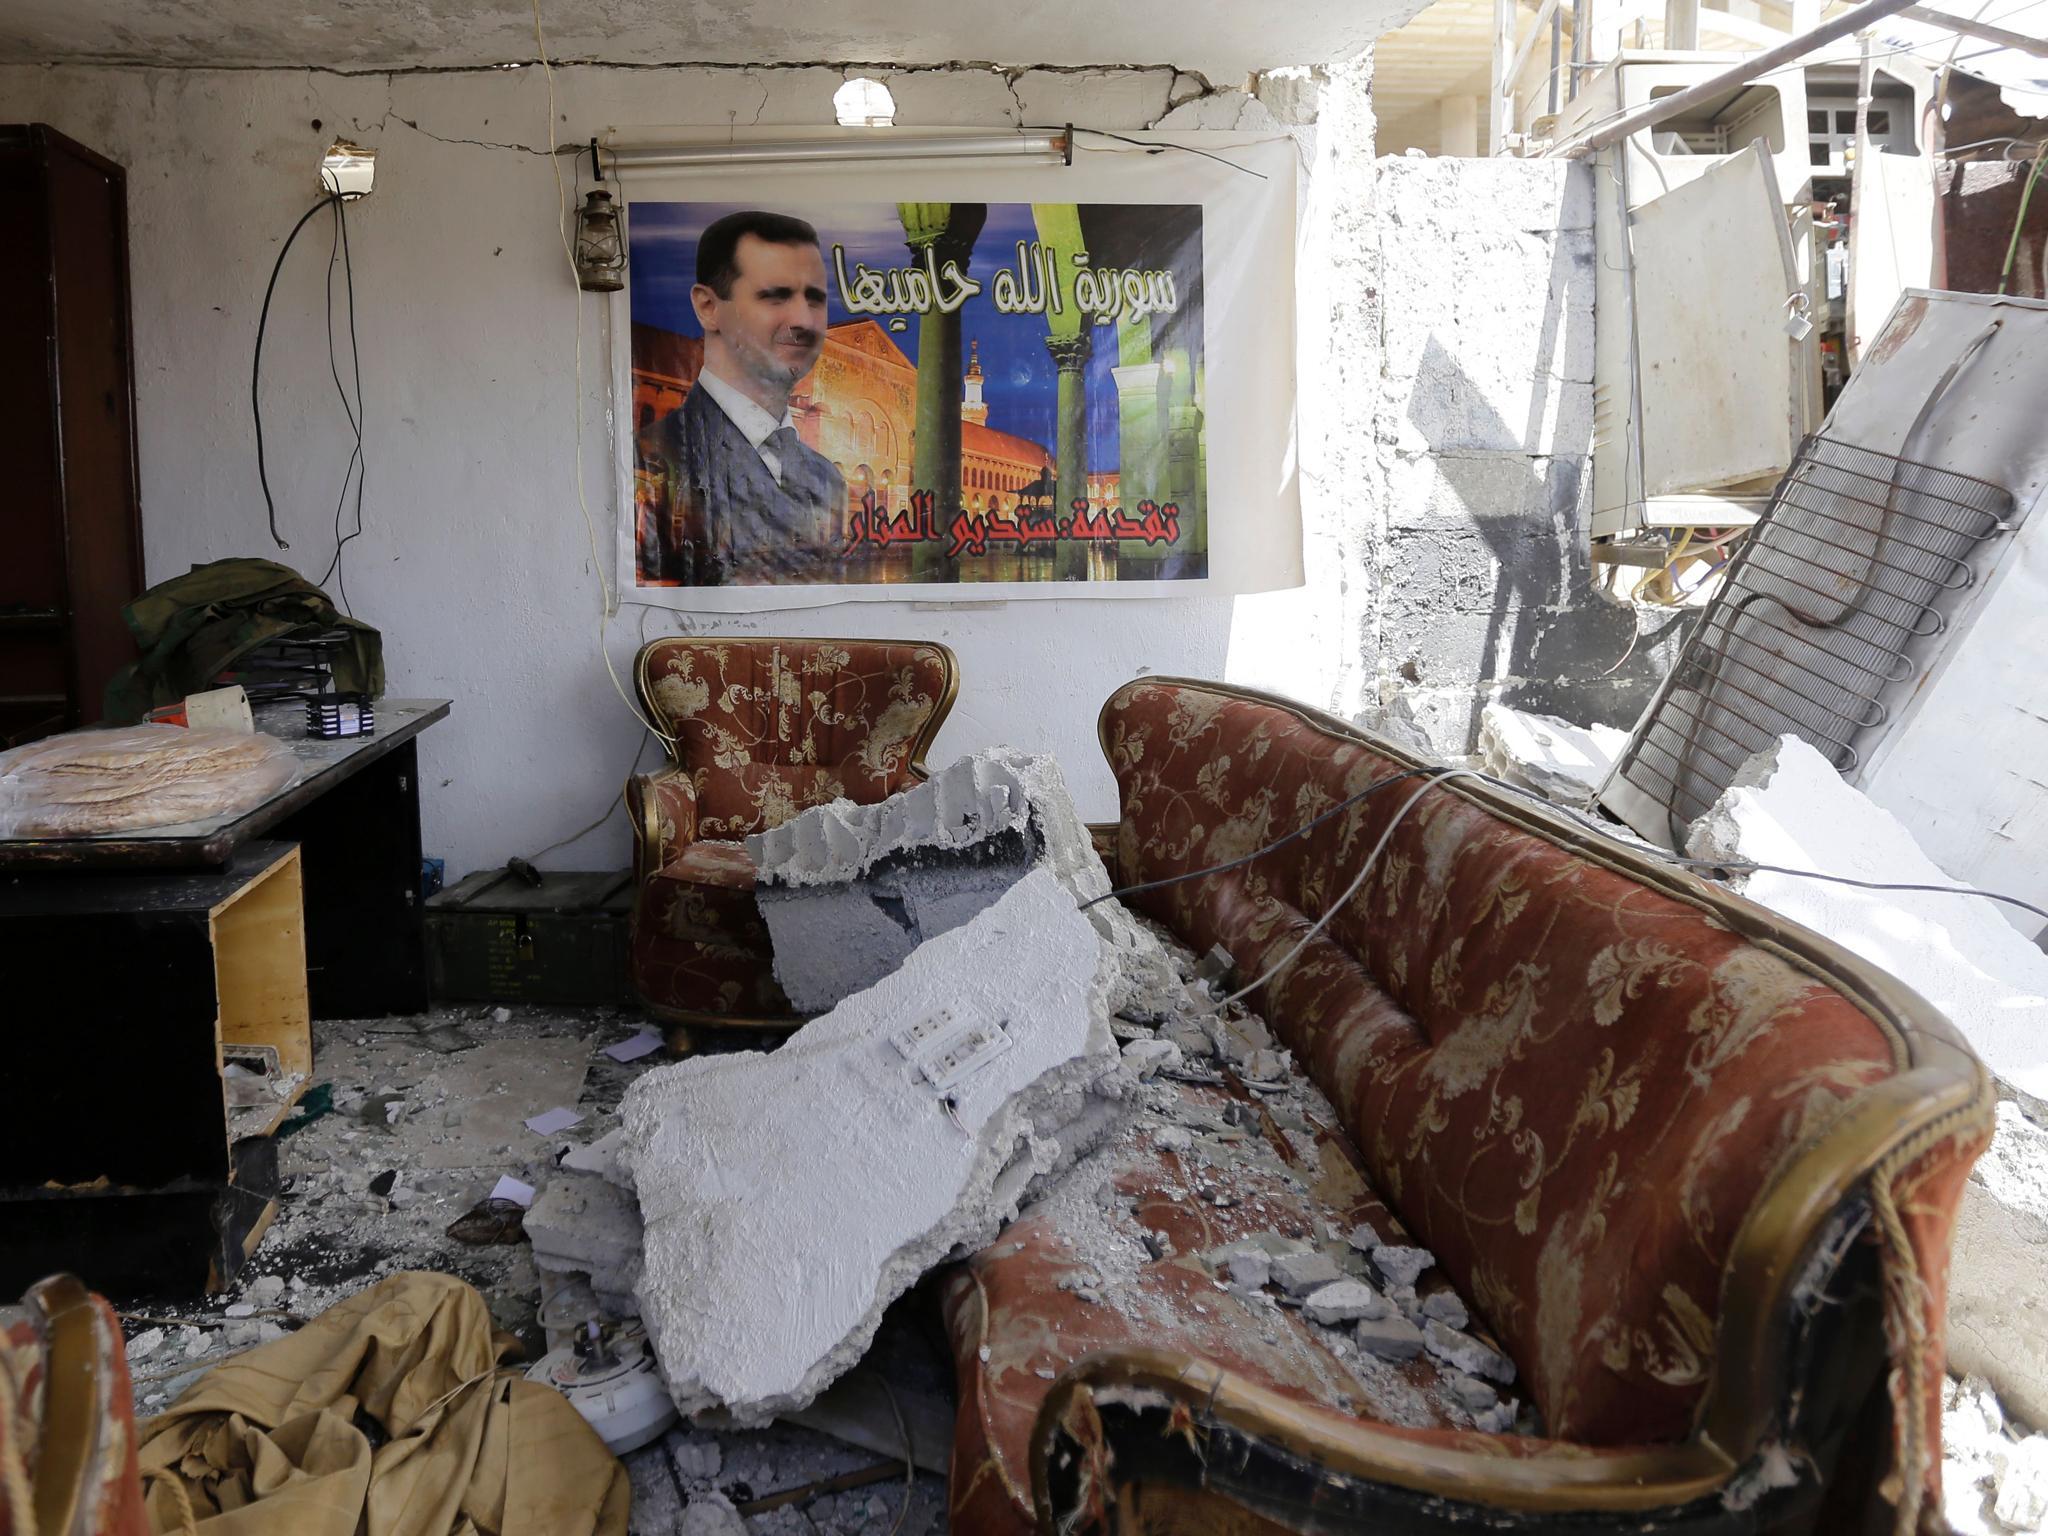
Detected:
left=1687, top=736, right=2048, bottom=1111
left=619, top=867, right=1121, bottom=1423
left=1355, top=1314, right=1427, bottom=1362
left=1424, top=1319, right=1516, bottom=1383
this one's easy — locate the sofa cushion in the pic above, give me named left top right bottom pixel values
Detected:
left=1100, top=682, right=1902, bottom=1448
left=638, top=639, right=955, bottom=839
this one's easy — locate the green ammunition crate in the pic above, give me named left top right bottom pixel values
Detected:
left=426, top=869, right=634, bottom=1006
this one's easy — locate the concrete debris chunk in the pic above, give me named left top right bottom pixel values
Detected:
left=1195, top=943, right=1237, bottom=987
left=528, top=1174, right=644, bottom=1277
left=1303, top=1279, right=1388, bottom=1325
left=619, top=867, right=1123, bottom=1423
left=667, top=1430, right=722, bottom=1485
left=1996, top=1436, right=2048, bottom=1531
left=677, top=1491, right=747, bottom=1536
left=1424, top=1319, right=1516, bottom=1384
left=1372, top=1244, right=1434, bottom=1288
left=1271, top=1250, right=1344, bottom=1297
left=1421, top=1290, right=1469, bottom=1329
left=1473, top=1399, right=1517, bottom=1434
left=1445, top=1371, right=1497, bottom=1413
left=1222, top=1251, right=1273, bottom=1290
left=1355, top=1314, right=1427, bottom=1361
left=1162, top=1020, right=1217, bottom=1060
left=1478, top=701, right=1627, bottom=806
left=1120, top=1038, right=1182, bottom=1079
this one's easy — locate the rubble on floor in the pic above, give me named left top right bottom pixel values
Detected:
left=1944, top=1373, right=2048, bottom=1535
left=111, top=1002, right=953, bottom=1534
left=620, top=867, right=1127, bottom=1422
left=1476, top=701, right=1628, bottom=806
left=1687, top=734, right=2048, bottom=1428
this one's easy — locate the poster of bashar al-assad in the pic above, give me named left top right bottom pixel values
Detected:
left=627, top=201, right=1206, bottom=591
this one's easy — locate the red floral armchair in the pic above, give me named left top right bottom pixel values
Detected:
left=624, top=637, right=957, bottom=1042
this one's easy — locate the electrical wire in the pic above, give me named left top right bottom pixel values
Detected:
left=315, top=182, right=368, bottom=612
left=1215, top=770, right=1484, bottom=1009
left=252, top=194, right=344, bottom=550
left=1031, top=125, right=1271, bottom=180
left=1078, top=768, right=1436, bottom=911
left=1997, top=141, right=2047, bottom=293
left=1085, top=754, right=2048, bottom=959
left=530, top=0, right=677, bottom=752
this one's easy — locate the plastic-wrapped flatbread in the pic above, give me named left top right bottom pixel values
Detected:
left=0, top=724, right=299, bottom=838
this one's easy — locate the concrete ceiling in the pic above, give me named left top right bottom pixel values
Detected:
left=0, top=0, right=1405, bottom=76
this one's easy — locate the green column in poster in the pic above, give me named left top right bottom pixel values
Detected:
left=1031, top=204, right=1091, bottom=580
left=1162, top=343, right=1206, bottom=563
left=899, top=202, right=986, bottom=580
left=1113, top=312, right=1165, bottom=578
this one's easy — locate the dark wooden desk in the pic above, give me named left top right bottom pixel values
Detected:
left=0, top=841, right=309, bottom=1293
left=0, top=699, right=449, bottom=1016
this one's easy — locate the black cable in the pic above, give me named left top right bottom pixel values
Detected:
left=316, top=190, right=368, bottom=612
left=1026, top=125, right=1270, bottom=180
left=253, top=194, right=343, bottom=551
left=1086, top=754, right=2048, bottom=933
left=1078, top=768, right=1433, bottom=911
left=1469, top=768, right=2048, bottom=930
left=1659, top=856, right=2048, bottom=929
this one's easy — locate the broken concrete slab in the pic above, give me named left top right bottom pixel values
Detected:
left=1688, top=735, right=2048, bottom=1106
left=1478, top=700, right=1627, bottom=806
left=619, top=867, right=1123, bottom=1423
left=751, top=748, right=1175, bottom=1017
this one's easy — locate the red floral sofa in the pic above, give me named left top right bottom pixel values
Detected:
left=624, top=637, right=957, bottom=1040
left=941, top=678, right=1989, bottom=1534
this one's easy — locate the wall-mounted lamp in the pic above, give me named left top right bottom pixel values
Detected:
left=573, top=147, right=627, bottom=291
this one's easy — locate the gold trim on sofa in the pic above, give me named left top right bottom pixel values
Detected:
left=1046, top=676, right=1990, bottom=1520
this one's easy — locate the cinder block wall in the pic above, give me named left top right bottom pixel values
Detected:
left=1368, top=155, right=1681, bottom=755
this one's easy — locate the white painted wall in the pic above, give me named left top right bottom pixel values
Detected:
left=0, top=60, right=1361, bottom=878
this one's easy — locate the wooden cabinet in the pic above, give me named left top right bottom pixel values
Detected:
left=0, top=124, right=145, bottom=747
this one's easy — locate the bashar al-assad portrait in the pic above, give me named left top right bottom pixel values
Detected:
left=628, top=199, right=1209, bottom=591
